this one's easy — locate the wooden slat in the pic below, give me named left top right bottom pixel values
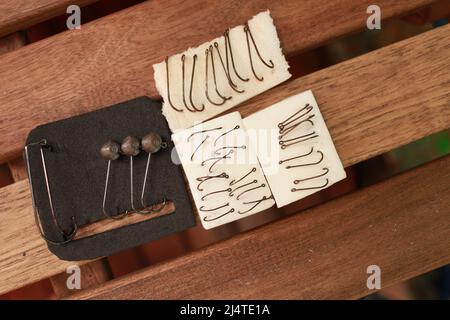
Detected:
left=0, top=0, right=98, bottom=38
left=1, top=34, right=28, bottom=181
left=236, top=24, right=450, bottom=167
left=6, top=153, right=114, bottom=297
left=0, top=34, right=28, bottom=182
left=0, top=179, right=172, bottom=295
left=72, top=155, right=450, bottom=299
left=0, top=30, right=114, bottom=298
left=7, top=158, right=28, bottom=181
left=0, top=32, right=27, bottom=55
left=1, top=25, right=449, bottom=295
left=0, top=180, right=92, bottom=295
left=4, top=148, right=114, bottom=298
left=0, top=0, right=437, bottom=162
left=6, top=154, right=116, bottom=298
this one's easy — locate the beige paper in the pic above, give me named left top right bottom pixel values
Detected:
left=172, top=112, right=275, bottom=229
left=154, top=10, right=291, bottom=132
left=243, top=90, right=347, bottom=207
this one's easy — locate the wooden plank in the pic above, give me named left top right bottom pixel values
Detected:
left=0, top=179, right=172, bottom=295
left=0, top=24, right=449, bottom=295
left=0, top=0, right=437, bottom=162
left=72, top=155, right=450, bottom=300
left=0, top=180, right=92, bottom=295
left=0, top=31, right=116, bottom=298
left=1, top=34, right=27, bottom=182
left=11, top=162, right=115, bottom=299
left=236, top=24, right=450, bottom=167
left=4, top=146, right=114, bottom=298
left=0, top=32, right=27, bottom=55
left=7, top=158, right=28, bottom=181
left=0, top=33, right=28, bottom=181
left=6, top=154, right=116, bottom=298
left=0, top=0, right=98, bottom=38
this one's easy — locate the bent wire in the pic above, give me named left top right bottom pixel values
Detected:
left=292, top=168, right=330, bottom=192
left=187, top=126, right=222, bottom=142
left=285, top=150, right=324, bottom=169
left=25, top=139, right=78, bottom=245
left=196, top=172, right=229, bottom=191
left=279, top=147, right=314, bottom=165
left=238, top=195, right=273, bottom=214
left=279, top=132, right=319, bottom=150
left=101, top=140, right=128, bottom=220
left=205, top=47, right=228, bottom=106
left=279, top=114, right=315, bottom=140
left=199, top=202, right=230, bottom=212
left=201, top=187, right=232, bottom=201
left=120, top=136, right=146, bottom=215
left=181, top=54, right=200, bottom=112
left=213, top=41, right=244, bottom=93
left=294, top=168, right=329, bottom=184
left=229, top=167, right=256, bottom=186
left=191, top=135, right=209, bottom=161
left=209, top=44, right=232, bottom=102
left=291, top=179, right=329, bottom=192
left=139, top=132, right=168, bottom=213
left=214, top=125, right=240, bottom=146
left=165, top=56, right=183, bottom=112
left=236, top=183, right=266, bottom=200
left=278, top=104, right=313, bottom=131
left=214, top=145, right=246, bottom=155
left=224, top=29, right=249, bottom=82
left=244, top=22, right=274, bottom=81
left=201, top=149, right=234, bottom=173
left=229, top=179, right=258, bottom=196
left=203, top=208, right=235, bottom=222
left=189, top=54, right=205, bottom=112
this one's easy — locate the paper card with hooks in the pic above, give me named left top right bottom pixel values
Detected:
left=243, top=90, right=347, bottom=208
left=172, top=112, right=275, bottom=229
left=154, top=10, right=291, bottom=132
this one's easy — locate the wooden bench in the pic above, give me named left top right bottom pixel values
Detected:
left=0, top=0, right=449, bottom=299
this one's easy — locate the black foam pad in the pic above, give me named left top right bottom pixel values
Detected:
left=25, top=96, right=195, bottom=261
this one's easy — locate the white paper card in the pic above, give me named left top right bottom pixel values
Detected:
left=243, top=90, right=346, bottom=207
left=172, top=112, right=275, bottom=229
left=154, top=10, right=291, bottom=132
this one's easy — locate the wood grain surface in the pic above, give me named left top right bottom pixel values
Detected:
left=234, top=24, right=450, bottom=167
left=0, top=24, right=449, bottom=295
left=0, top=0, right=437, bottom=162
left=72, top=155, right=450, bottom=299
left=1, top=31, right=113, bottom=295
left=0, top=32, right=27, bottom=55
left=7, top=158, right=28, bottom=181
left=8, top=158, right=115, bottom=298
left=0, top=29, right=114, bottom=299
left=6, top=155, right=115, bottom=298
left=0, top=0, right=98, bottom=38
left=0, top=180, right=93, bottom=295
left=0, top=159, right=171, bottom=298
